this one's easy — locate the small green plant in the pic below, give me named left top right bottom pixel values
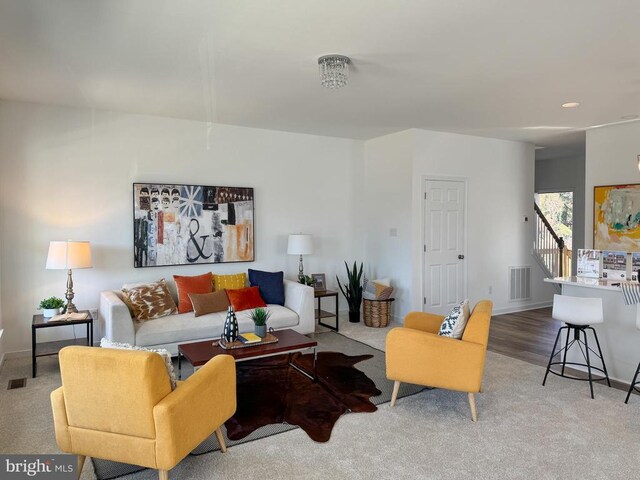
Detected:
left=249, top=307, right=272, bottom=326
left=298, top=275, right=315, bottom=286
left=38, top=296, right=65, bottom=310
left=336, top=261, right=364, bottom=313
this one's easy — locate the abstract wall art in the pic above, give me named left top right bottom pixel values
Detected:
left=133, top=183, right=254, bottom=267
left=594, top=183, right=640, bottom=252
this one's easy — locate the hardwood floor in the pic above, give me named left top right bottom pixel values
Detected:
left=488, top=307, right=559, bottom=368
left=489, top=307, right=635, bottom=394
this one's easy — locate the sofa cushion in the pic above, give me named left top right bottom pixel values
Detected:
left=121, top=279, right=177, bottom=321
left=227, top=286, right=267, bottom=312
left=213, top=273, right=247, bottom=292
left=248, top=269, right=285, bottom=305
left=173, top=273, right=213, bottom=314
left=134, top=304, right=299, bottom=347
left=189, top=290, right=230, bottom=317
left=438, top=299, right=470, bottom=339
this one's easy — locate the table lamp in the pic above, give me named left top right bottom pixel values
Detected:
left=287, top=234, right=313, bottom=282
left=46, top=240, right=93, bottom=314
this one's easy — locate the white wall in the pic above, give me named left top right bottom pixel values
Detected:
left=585, top=122, right=640, bottom=247
left=0, top=100, right=362, bottom=353
left=362, top=128, right=555, bottom=318
left=361, top=130, right=414, bottom=317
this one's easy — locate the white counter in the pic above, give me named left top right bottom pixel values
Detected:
left=544, top=276, right=640, bottom=383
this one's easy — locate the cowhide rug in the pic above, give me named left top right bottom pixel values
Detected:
left=224, top=351, right=381, bottom=442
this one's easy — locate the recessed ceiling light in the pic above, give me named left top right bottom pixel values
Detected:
left=562, top=102, right=580, bottom=108
left=621, top=114, right=639, bottom=120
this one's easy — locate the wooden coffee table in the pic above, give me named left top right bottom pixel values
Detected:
left=177, top=329, right=318, bottom=381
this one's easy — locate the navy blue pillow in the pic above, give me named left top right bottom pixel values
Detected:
left=248, top=269, right=285, bottom=306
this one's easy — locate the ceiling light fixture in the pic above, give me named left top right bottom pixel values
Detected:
left=622, top=114, right=639, bottom=120
left=318, top=54, right=351, bottom=89
left=562, top=102, right=580, bottom=108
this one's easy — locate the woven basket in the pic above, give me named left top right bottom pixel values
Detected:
left=363, top=298, right=395, bottom=328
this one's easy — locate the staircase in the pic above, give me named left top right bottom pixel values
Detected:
left=534, top=202, right=571, bottom=279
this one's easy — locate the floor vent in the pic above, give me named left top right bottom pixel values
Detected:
left=509, top=266, right=531, bottom=302
left=7, top=378, right=27, bottom=390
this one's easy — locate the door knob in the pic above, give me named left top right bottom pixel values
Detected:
left=458, top=254, right=465, bottom=260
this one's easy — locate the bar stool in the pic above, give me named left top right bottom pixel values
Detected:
left=624, top=317, right=640, bottom=403
left=542, top=294, right=611, bottom=399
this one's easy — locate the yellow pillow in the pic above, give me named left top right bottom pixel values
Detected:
left=213, top=273, right=247, bottom=292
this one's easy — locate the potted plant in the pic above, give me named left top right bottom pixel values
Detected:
left=250, top=307, right=272, bottom=338
left=336, top=261, right=364, bottom=323
left=298, top=275, right=315, bottom=287
left=39, top=296, right=65, bottom=318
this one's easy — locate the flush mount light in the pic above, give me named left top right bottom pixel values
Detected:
left=622, top=114, right=639, bottom=120
left=562, top=102, right=580, bottom=108
left=318, top=54, right=351, bottom=89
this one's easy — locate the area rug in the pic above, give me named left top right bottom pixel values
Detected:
left=226, top=351, right=380, bottom=442
left=91, top=331, right=424, bottom=480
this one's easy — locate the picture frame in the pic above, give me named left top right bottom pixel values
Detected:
left=594, top=183, right=640, bottom=252
left=311, top=273, right=326, bottom=291
left=133, top=182, right=254, bottom=267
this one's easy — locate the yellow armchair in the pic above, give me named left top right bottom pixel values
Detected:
left=386, top=300, right=493, bottom=421
left=51, top=346, right=236, bottom=480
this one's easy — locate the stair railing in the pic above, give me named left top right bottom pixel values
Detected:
left=534, top=203, right=566, bottom=278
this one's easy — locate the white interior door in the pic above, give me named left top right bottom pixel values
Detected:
left=424, top=179, right=466, bottom=315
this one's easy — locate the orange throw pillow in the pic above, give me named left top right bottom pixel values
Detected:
left=226, top=286, right=267, bottom=312
left=173, top=273, right=213, bottom=313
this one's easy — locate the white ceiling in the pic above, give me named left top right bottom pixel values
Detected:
left=1, top=0, right=639, bottom=151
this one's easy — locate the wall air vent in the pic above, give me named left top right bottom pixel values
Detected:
left=509, top=266, right=531, bottom=302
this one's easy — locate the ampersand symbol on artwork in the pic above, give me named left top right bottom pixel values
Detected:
left=186, top=218, right=212, bottom=262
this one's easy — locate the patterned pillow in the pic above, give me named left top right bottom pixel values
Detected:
left=100, top=338, right=177, bottom=390
left=438, top=299, right=470, bottom=339
left=213, top=273, right=247, bottom=292
left=121, top=279, right=177, bottom=321
left=373, top=282, right=394, bottom=300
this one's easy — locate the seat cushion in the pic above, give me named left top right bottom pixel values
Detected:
left=248, top=269, right=285, bottom=305
left=134, top=305, right=300, bottom=347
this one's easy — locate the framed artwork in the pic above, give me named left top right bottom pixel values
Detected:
left=594, top=183, right=640, bottom=252
left=133, top=183, right=254, bottom=267
left=312, top=273, right=326, bottom=291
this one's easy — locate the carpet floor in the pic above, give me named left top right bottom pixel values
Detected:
left=2, top=317, right=640, bottom=479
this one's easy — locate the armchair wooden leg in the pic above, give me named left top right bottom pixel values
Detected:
left=159, top=470, right=169, bottom=480
left=390, top=381, right=401, bottom=407
left=479, top=384, right=483, bottom=393
left=77, top=455, right=86, bottom=480
left=468, top=393, right=478, bottom=422
left=215, top=427, right=227, bottom=453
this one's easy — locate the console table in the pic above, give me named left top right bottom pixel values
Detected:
left=315, top=289, right=339, bottom=332
left=32, top=311, right=93, bottom=378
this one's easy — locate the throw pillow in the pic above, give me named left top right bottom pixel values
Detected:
left=438, top=299, right=470, bottom=339
left=248, top=269, right=285, bottom=305
left=121, top=279, right=177, bottom=321
left=173, top=272, right=213, bottom=314
left=100, top=338, right=177, bottom=390
left=188, top=291, right=231, bottom=317
left=226, top=286, right=267, bottom=312
left=213, top=273, right=247, bottom=292
left=373, top=282, right=394, bottom=300
left=362, top=278, right=378, bottom=300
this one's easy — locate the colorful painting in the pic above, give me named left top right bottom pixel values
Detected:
left=133, top=183, right=254, bottom=267
left=594, top=184, right=640, bottom=252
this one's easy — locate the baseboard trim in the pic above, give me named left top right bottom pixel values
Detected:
left=4, top=349, right=30, bottom=360
left=493, top=301, right=553, bottom=316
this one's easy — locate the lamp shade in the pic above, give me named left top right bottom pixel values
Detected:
left=46, top=241, right=93, bottom=270
left=287, top=234, right=313, bottom=255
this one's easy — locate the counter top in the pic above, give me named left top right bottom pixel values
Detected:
left=544, top=276, right=622, bottom=292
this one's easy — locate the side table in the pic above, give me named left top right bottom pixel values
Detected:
left=315, top=289, right=339, bottom=332
left=32, top=311, right=94, bottom=378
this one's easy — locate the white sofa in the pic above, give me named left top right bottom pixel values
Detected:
left=99, top=279, right=315, bottom=355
